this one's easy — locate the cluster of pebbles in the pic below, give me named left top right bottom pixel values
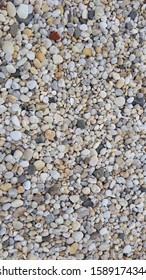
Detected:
left=0, top=0, right=146, bottom=260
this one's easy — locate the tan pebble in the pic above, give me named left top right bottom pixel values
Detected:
left=1, top=183, right=11, bottom=191
left=35, top=52, right=45, bottom=62
left=47, top=17, right=54, bottom=25
left=83, top=48, right=92, bottom=56
left=23, top=28, right=33, bottom=37
left=33, top=58, right=42, bottom=69
left=34, top=4, right=40, bottom=14
left=95, top=47, right=102, bottom=53
left=72, top=37, right=77, bottom=43
left=34, top=160, right=45, bottom=170
left=7, top=95, right=17, bottom=102
left=17, top=186, right=24, bottom=193
left=42, top=4, right=50, bottom=12
left=45, top=130, right=55, bottom=140
left=0, top=138, right=5, bottom=147
left=30, top=67, right=38, bottom=75
left=116, top=78, right=125, bottom=88
left=36, top=103, right=48, bottom=110
left=55, top=72, right=62, bottom=78
left=27, top=253, right=38, bottom=260
left=56, top=4, right=64, bottom=14
left=2, top=41, right=14, bottom=54
left=70, top=243, right=78, bottom=255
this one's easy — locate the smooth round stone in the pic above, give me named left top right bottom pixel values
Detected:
left=79, top=24, right=88, bottom=31
left=13, top=221, right=23, bottom=230
left=70, top=243, right=78, bottom=255
left=11, top=199, right=23, bottom=208
left=2, top=203, right=11, bottom=211
left=2, top=41, right=14, bottom=54
left=27, top=80, right=37, bottom=89
left=23, top=149, right=33, bottom=161
left=8, top=188, right=17, bottom=197
left=100, top=227, right=108, bottom=235
left=6, top=64, right=16, bottom=73
left=10, top=131, right=22, bottom=141
left=69, top=195, right=79, bottom=203
left=99, top=244, right=109, bottom=251
left=123, top=245, right=132, bottom=254
left=114, top=97, right=125, bottom=107
left=89, top=156, right=98, bottom=167
left=17, top=4, right=29, bottom=19
left=11, top=115, right=20, bottom=127
left=27, top=253, right=38, bottom=260
left=72, top=221, right=80, bottom=231
left=76, top=207, right=89, bottom=218
left=0, top=105, right=7, bottom=114
left=112, top=72, right=120, bottom=80
left=34, top=160, right=45, bottom=170
left=7, top=2, right=16, bottom=17
left=53, top=54, right=63, bottom=64
left=72, top=231, right=83, bottom=242
left=52, top=9, right=61, bottom=17
left=50, top=170, right=60, bottom=180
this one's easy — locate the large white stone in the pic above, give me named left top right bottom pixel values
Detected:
left=10, top=131, right=22, bottom=141
left=17, top=4, right=29, bottom=19
left=7, top=2, right=16, bottom=17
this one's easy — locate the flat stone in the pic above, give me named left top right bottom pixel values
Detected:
left=69, top=195, right=79, bottom=203
left=18, top=175, right=27, bottom=184
left=125, top=22, right=133, bottom=30
left=27, top=253, right=38, bottom=260
left=74, top=28, right=81, bottom=39
left=7, top=2, right=16, bottom=17
left=76, top=207, right=89, bottom=218
left=45, top=130, right=55, bottom=140
left=27, top=80, right=37, bottom=90
left=129, top=10, right=137, bottom=20
left=11, top=199, right=23, bottom=208
left=10, top=131, right=22, bottom=141
left=0, top=105, right=7, bottom=114
left=100, top=227, right=108, bottom=235
left=6, top=64, right=16, bottom=74
left=53, top=54, right=63, bottom=64
left=22, top=149, right=33, bottom=161
left=123, top=245, right=132, bottom=254
left=93, top=167, right=105, bottom=178
left=82, top=198, right=93, bottom=207
left=70, top=243, right=78, bottom=254
left=45, top=214, right=55, bottom=224
left=11, top=115, right=20, bottom=126
left=13, top=221, right=23, bottom=230
left=88, top=10, right=95, bottom=20
left=28, top=164, right=36, bottom=175
left=132, top=97, right=144, bottom=107
left=10, top=22, right=19, bottom=37
left=17, top=4, right=29, bottom=19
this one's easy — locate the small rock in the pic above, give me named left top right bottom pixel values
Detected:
left=45, top=214, right=55, bottom=224
left=123, top=245, right=132, bottom=254
left=35, top=52, right=45, bottom=62
left=83, top=48, right=92, bottom=56
left=100, top=227, right=108, bottom=235
left=53, top=54, right=63, bottom=64
left=116, top=78, right=125, bottom=88
left=34, top=160, right=45, bottom=171
left=99, top=244, right=109, bottom=251
left=125, top=22, right=133, bottom=30
left=16, top=13, right=33, bottom=25
left=49, top=31, right=60, bottom=41
left=17, top=4, right=29, bottom=19
left=74, top=28, right=81, bottom=39
left=89, top=156, right=98, bottom=167
left=2, top=41, right=14, bottom=55
left=0, top=105, right=7, bottom=114
left=23, top=149, right=33, bottom=161
left=76, top=207, right=89, bottom=218
left=69, top=195, right=79, bottom=203
left=27, top=253, right=38, bottom=260
left=6, top=64, right=16, bottom=74
left=96, top=143, right=104, bottom=153
left=45, top=130, right=55, bottom=140
left=13, top=221, right=23, bottom=230
left=82, top=198, right=93, bottom=207
left=7, top=2, right=16, bottom=17
left=18, top=175, right=26, bottom=184
left=28, top=164, right=36, bottom=175
left=70, top=243, right=78, bottom=254
left=72, top=231, right=83, bottom=242
left=76, top=119, right=86, bottom=129
left=50, top=170, right=60, bottom=180
left=11, top=115, right=20, bottom=126
left=10, top=131, right=22, bottom=141
left=114, top=97, right=125, bottom=107
left=132, top=97, right=144, bottom=107
left=129, top=10, right=137, bottom=20
left=88, top=10, right=95, bottom=20
left=93, top=167, right=104, bottom=178
left=10, top=22, right=19, bottom=37
left=27, top=80, right=37, bottom=90
left=11, top=199, right=23, bottom=208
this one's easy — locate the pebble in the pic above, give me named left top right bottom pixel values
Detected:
left=11, top=199, right=23, bottom=208
left=76, top=119, right=86, bottom=129
left=17, top=4, right=29, bottom=19
left=27, top=80, right=37, bottom=90
left=13, top=221, right=23, bottom=230
left=10, top=23, right=19, bottom=37
left=123, top=245, right=132, bottom=254
left=89, top=156, right=98, bottom=167
left=70, top=243, right=78, bottom=255
left=114, top=97, right=125, bottom=107
left=72, top=232, right=83, bottom=242
left=76, top=207, right=89, bottom=218
left=6, top=64, right=16, bottom=74
left=49, top=31, right=60, bottom=41
left=7, top=2, right=16, bottom=17
left=34, top=160, right=45, bottom=171
left=10, top=131, right=22, bottom=141
left=53, top=54, right=63, bottom=64
left=2, top=41, right=14, bottom=54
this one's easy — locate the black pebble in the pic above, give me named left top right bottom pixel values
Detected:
left=96, top=142, right=104, bottom=153
left=132, top=97, right=144, bottom=107
left=76, top=119, right=86, bottom=129
left=82, top=198, right=94, bottom=207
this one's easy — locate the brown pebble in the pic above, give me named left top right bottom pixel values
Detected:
left=49, top=31, right=60, bottom=41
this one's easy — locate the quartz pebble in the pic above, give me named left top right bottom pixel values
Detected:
left=10, top=131, right=22, bottom=141
left=2, top=41, right=14, bottom=54
left=17, top=4, right=29, bottom=19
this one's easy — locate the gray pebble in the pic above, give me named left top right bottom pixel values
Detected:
left=125, top=22, right=133, bottom=30
left=45, top=214, right=55, bottom=224
left=74, top=28, right=81, bottom=39
left=18, top=175, right=27, bottom=184
left=16, top=13, right=33, bottom=25
left=129, top=10, right=137, bottom=20
left=76, top=119, right=86, bottom=129
left=76, top=207, right=89, bottom=218
left=10, top=22, right=19, bottom=37
left=93, top=167, right=105, bottom=178
left=88, top=10, right=95, bottom=20
left=28, top=164, right=36, bottom=175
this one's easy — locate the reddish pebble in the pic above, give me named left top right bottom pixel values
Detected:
left=49, top=31, right=60, bottom=41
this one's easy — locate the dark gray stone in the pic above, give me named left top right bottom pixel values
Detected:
left=10, top=22, right=19, bottom=37
left=16, top=13, right=33, bottom=25
left=125, top=22, right=133, bottom=30
left=18, top=175, right=27, bottom=184
left=140, top=187, right=146, bottom=193
left=28, top=164, right=36, bottom=175
left=76, top=119, right=86, bottom=129
left=82, top=198, right=94, bottom=207
left=88, top=10, right=95, bottom=20
left=74, top=28, right=81, bottom=39
left=93, top=167, right=105, bottom=178
left=35, top=136, right=44, bottom=143
left=11, top=69, right=21, bottom=78
left=129, top=10, right=137, bottom=20
left=118, top=233, right=125, bottom=240
left=132, top=97, right=144, bottom=107
left=96, top=142, right=104, bottom=153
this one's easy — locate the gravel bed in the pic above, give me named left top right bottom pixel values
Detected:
left=0, top=0, right=146, bottom=260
